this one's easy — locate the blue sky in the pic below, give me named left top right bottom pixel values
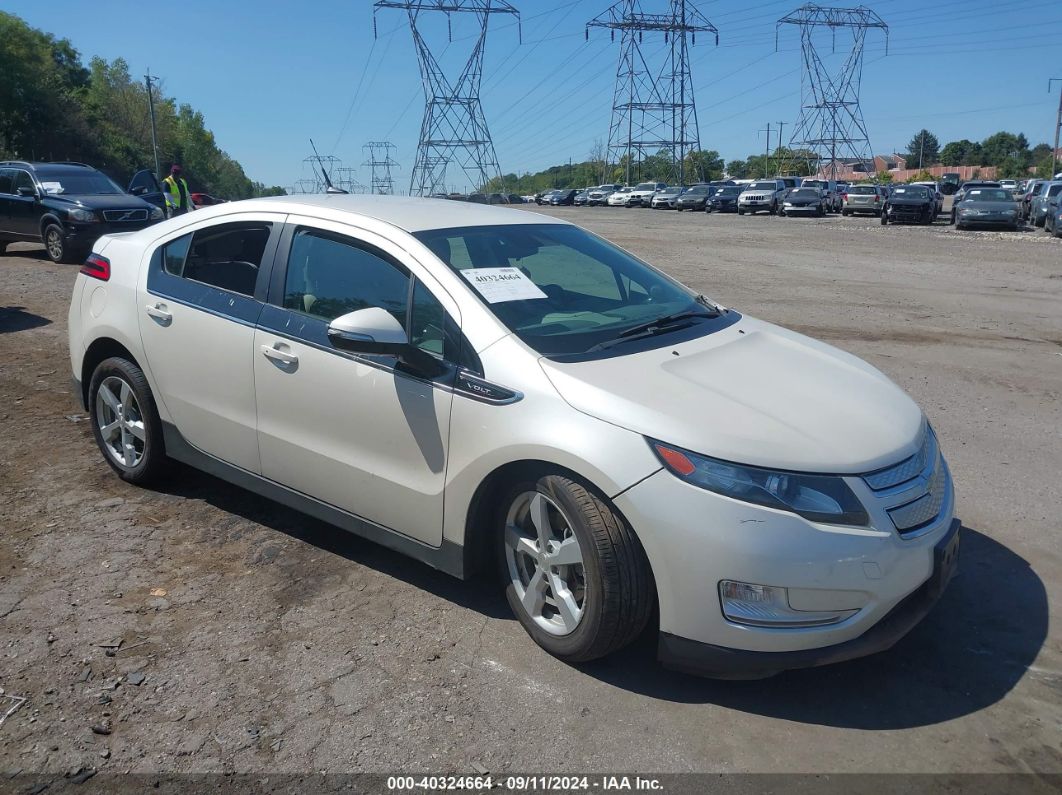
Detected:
left=8, top=0, right=1061, bottom=191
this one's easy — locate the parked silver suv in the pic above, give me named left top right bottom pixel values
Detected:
left=738, top=180, right=786, bottom=215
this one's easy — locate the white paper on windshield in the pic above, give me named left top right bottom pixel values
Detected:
left=462, top=267, right=547, bottom=303
left=40, top=182, right=64, bottom=194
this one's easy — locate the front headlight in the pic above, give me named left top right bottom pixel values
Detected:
left=67, top=208, right=97, bottom=222
left=650, top=440, right=868, bottom=526
left=1002, top=209, right=1016, bottom=216
left=149, top=205, right=165, bottom=220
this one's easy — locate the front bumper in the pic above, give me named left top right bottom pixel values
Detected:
left=956, top=213, right=1018, bottom=227
left=613, top=458, right=957, bottom=676
left=782, top=204, right=820, bottom=214
left=710, top=202, right=738, bottom=212
left=658, top=519, right=960, bottom=679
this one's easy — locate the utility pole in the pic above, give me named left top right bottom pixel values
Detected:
left=144, top=70, right=161, bottom=178
left=918, top=130, right=925, bottom=170
left=761, top=123, right=772, bottom=177
left=1050, top=79, right=1062, bottom=177
left=776, top=121, right=786, bottom=174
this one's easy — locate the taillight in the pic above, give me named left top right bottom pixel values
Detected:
left=874, top=195, right=880, bottom=202
left=80, top=253, right=110, bottom=281
left=842, top=193, right=848, bottom=200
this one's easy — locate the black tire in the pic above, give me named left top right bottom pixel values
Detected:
left=950, top=212, right=956, bottom=225
left=88, top=357, right=168, bottom=485
left=880, top=212, right=888, bottom=225
left=956, top=221, right=966, bottom=230
left=819, top=206, right=826, bottom=217
left=778, top=210, right=786, bottom=217
left=737, top=208, right=745, bottom=215
left=497, top=473, right=654, bottom=663
left=0, top=241, right=7, bottom=255
left=44, top=223, right=72, bottom=264
left=842, top=209, right=850, bottom=216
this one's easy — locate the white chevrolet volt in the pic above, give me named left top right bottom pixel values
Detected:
left=68, top=195, right=958, bottom=678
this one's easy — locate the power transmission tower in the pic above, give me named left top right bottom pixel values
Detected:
left=588, top=0, right=717, bottom=186
left=373, top=1, right=519, bottom=196
left=335, top=167, right=367, bottom=194
left=302, top=154, right=343, bottom=192
left=420, top=156, right=449, bottom=195
left=363, top=142, right=400, bottom=194
left=777, top=4, right=887, bottom=179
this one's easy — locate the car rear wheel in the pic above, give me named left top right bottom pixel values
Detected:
left=499, top=474, right=653, bottom=663
left=89, top=357, right=167, bottom=485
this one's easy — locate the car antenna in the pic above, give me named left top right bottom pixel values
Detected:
left=310, top=138, right=348, bottom=194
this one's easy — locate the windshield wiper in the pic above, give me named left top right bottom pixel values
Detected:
left=585, top=308, right=718, bottom=353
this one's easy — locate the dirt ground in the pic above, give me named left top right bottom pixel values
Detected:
left=1, top=206, right=1060, bottom=781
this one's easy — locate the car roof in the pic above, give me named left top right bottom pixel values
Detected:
left=147, top=194, right=572, bottom=235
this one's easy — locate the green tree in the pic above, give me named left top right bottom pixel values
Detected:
left=0, top=11, right=276, bottom=199
left=683, top=149, right=724, bottom=182
left=905, top=130, right=940, bottom=168
left=979, top=132, right=1030, bottom=167
left=725, top=159, right=748, bottom=179
left=940, top=139, right=981, bottom=167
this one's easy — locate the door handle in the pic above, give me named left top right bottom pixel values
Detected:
left=145, top=302, right=172, bottom=323
left=261, top=344, right=298, bottom=366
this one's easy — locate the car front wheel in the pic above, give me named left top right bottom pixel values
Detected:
left=44, top=223, right=80, bottom=264
left=89, top=357, right=167, bottom=484
left=499, top=474, right=653, bottom=663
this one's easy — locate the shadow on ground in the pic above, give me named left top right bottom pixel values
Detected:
left=580, top=525, right=1047, bottom=730
left=149, top=460, right=1046, bottom=731
left=155, top=462, right=512, bottom=621
left=0, top=306, right=52, bottom=334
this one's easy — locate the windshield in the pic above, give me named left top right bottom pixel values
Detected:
left=634, top=183, right=657, bottom=191
left=414, top=224, right=724, bottom=357
left=964, top=189, right=1013, bottom=202
left=748, top=182, right=777, bottom=191
left=789, top=188, right=819, bottom=198
left=684, top=186, right=709, bottom=195
left=802, top=180, right=826, bottom=188
left=38, top=171, right=124, bottom=195
left=850, top=185, right=877, bottom=195
left=717, top=186, right=742, bottom=196
left=659, top=188, right=681, bottom=195
left=892, top=187, right=929, bottom=199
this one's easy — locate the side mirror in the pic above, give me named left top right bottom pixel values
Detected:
left=327, top=307, right=444, bottom=376
left=130, top=186, right=147, bottom=196
left=327, top=307, right=408, bottom=355
left=17, top=186, right=36, bottom=198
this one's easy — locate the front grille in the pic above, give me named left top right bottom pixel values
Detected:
left=862, top=430, right=950, bottom=536
left=103, top=209, right=149, bottom=222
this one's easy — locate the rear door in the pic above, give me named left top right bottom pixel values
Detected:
left=138, top=212, right=284, bottom=472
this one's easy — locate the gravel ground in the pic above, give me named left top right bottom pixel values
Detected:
left=1, top=206, right=1060, bottom=781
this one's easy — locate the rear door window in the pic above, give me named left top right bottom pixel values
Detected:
left=0, top=169, right=14, bottom=195
left=165, top=222, right=272, bottom=297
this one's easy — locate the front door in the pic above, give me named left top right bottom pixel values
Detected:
left=8, top=170, right=41, bottom=238
left=253, top=219, right=459, bottom=546
left=128, top=170, right=167, bottom=215
left=138, top=213, right=283, bottom=472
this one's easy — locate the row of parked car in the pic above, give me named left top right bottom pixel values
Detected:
left=529, top=176, right=1062, bottom=234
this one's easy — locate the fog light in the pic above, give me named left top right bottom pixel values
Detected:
left=719, top=580, right=857, bottom=628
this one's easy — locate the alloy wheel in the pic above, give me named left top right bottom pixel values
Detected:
left=94, top=376, right=146, bottom=468
left=504, top=491, right=586, bottom=636
left=46, top=228, right=63, bottom=261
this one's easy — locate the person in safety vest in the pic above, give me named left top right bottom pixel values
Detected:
left=162, top=164, right=195, bottom=216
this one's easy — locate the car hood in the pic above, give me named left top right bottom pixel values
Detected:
left=45, top=193, right=154, bottom=210
left=538, top=316, right=924, bottom=473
